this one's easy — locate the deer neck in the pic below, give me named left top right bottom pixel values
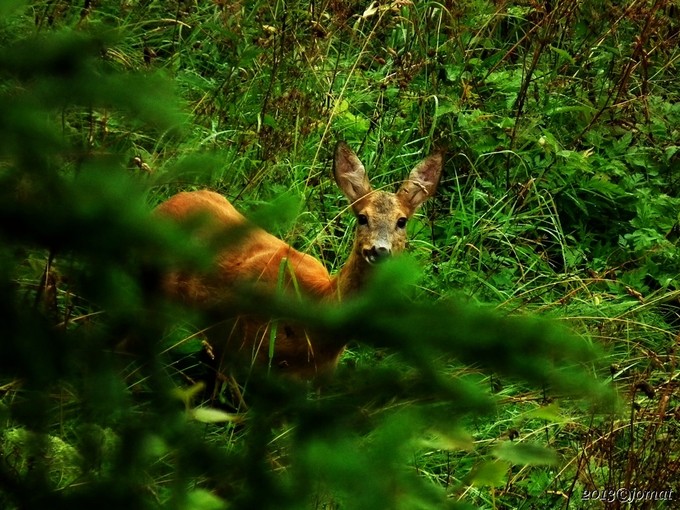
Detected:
left=333, top=248, right=372, bottom=300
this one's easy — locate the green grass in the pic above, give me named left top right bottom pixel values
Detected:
left=1, top=1, right=678, bottom=509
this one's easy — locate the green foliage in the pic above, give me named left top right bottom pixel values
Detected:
left=1, top=1, right=679, bottom=509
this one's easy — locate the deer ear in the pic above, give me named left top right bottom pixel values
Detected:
left=333, top=142, right=372, bottom=203
left=397, top=152, right=443, bottom=213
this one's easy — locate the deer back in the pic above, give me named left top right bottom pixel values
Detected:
left=156, top=190, right=334, bottom=303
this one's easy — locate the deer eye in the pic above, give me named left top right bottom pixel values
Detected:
left=396, top=217, right=407, bottom=229
left=357, top=213, right=368, bottom=225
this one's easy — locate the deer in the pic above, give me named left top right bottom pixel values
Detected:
left=155, top=142, right=443, bottom=382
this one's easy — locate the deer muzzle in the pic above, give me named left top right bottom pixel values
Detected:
left=363, top=245, right=392, bottom=264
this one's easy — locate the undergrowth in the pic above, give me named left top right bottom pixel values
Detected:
left=1, top=1, right=678, bottom=509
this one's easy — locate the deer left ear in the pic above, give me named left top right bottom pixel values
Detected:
left=397, top=152, right=443, bottom=213
left=333, top=141, right=372, bottom=204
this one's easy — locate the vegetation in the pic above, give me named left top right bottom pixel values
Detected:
left=1, top=1, right=678, bottom=508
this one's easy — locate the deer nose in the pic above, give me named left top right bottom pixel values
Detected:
left=363, top=246, right=392, bottom=264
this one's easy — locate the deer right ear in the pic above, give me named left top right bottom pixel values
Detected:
left=333, top=142, right=372, bottom=203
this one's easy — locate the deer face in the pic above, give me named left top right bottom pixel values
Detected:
left=332, top=142, right=443, bottom=266
left=352, top=191, right=410, bottom=264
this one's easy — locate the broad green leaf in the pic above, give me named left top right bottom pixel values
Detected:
left=524, top=402, right=566, bottom=422
left=186, top=489, right=228, bottom=510
left=493, top=442, right=558, bottom=466
left=420, top=428, right=475, bottom=452
left=467, top=460, right=510, bottom=487
left=191, top=407, right=240, bottom=424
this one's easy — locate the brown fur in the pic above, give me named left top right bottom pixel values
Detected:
left=156, top=142, right=442, bottom=379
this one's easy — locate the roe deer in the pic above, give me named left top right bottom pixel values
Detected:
left=156, top=142, right=442, bottom=380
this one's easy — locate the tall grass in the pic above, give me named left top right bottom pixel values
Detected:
left=0, top=1, right=678, bottom=509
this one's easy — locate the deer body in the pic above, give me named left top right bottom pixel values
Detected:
left=156, top=142, right=442, bottom=379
